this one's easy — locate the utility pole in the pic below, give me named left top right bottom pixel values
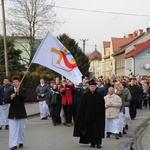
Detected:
left=1, top=0, right=9, bottom=77
left=80, top=39, right=88, bottom=53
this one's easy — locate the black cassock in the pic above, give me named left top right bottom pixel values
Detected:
left=73, top=90, right=105, bottom=145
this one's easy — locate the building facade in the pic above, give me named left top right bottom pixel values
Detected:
left=88, top=49, right=102, bottom=78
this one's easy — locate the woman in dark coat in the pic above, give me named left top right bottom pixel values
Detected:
left=73, top=79, right=105, bottom=149
left=49, top=84, right=61, bottom=126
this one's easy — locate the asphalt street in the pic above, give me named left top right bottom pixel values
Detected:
left=0, top=116, right=133, bottom=150
left=0, top=103, right=149, bottom=150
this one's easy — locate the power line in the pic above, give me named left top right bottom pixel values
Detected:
left=54, top=5, right=150, bottom=17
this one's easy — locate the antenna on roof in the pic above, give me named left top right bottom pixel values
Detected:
left=95, top=45, right=97, bottom=50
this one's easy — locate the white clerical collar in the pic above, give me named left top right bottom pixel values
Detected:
left=14, top=87, right=16, bottom=92
left=41, top=84, right=44, bottom=87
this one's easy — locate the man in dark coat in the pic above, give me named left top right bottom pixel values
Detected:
left=128, top=78, right=139, bottom=120
left=0, top=78, right=12, bottom=130
left=4, top=76, right=27, bottom=150
left=73, top=79, right=105, bottom=149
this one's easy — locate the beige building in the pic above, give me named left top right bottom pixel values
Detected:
left=88, top=48, right=102, bottom=78
left=100, top=37, right=134, bottom=77
left=100, top=41, right=112, bottom=77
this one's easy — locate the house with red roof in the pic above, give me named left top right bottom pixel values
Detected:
left=125, top=38, right=150, bottom=75
left=113, top=28, right=150, bottom=76
left=100, top=35, right=134, bottom=76
left=88, top=47, right=102, bottom=78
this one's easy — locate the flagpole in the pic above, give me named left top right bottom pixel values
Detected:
left=20, top=62, right=32, bottom=85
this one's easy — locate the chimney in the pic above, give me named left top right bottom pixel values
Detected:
left=133, top=30, right=138, bottom=37
left=139, top=29, right=143, bottom=35
left=146, top=27, right=150, bottom=33
left=128, top=34, right=133, bottom=38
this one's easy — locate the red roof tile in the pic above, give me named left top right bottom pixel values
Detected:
left=112, top=37, right=134, bottom=52
left=113, top=33, right=145, bottom=56
left=125, top=39, right=150, bottom=58
left=103, top=41, right=110, bottom=48
left=88, top=49, right=102, bottom=60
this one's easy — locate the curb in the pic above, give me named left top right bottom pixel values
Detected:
left=136, top=118, right=150, bottom=150
left=27, top=113, right=40, bottom=118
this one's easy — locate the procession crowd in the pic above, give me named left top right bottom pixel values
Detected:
left=36, top=75, right=150, bottom=148
left=0, top=75, right=150, bottom=149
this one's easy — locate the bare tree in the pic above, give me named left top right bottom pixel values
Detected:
left=6, top=0, right=61, bottom=66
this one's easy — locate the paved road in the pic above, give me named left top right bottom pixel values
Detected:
left=0, top=103, right=150, bottom=150
left=0, top=116, right=133, bottom=150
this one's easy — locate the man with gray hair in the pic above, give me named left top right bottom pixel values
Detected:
left=104, top=87, right=122, bottom=139
left=36, top=78, right=49, bottom=120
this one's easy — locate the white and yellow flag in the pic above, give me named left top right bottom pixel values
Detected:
left=32, top=32, right=83, bottom=84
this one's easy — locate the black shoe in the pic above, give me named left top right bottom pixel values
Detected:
left=5, top=125, right=9, bottom=130
left=119, top=132, right=123, bottom=137
left=41, top=117, right=47, bottom=120
left=19, top=143, right=23, bottom=148
left=106, top=132, right=110, bottom=138
left=125, top=124, right=128, bottom=130
left=90, top=144, right=95, bottom=148
left=115, top=134, right=119, bottom=139
left=10, top=146, right=17, bottom=150
left=123, top=128, right=127, bottom=134
left=97, top=144, right=102, bottom=148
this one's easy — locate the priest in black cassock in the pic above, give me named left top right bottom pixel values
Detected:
left=73, top=79, right=105, bottom=149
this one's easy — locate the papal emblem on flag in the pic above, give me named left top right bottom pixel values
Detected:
left=32, top=32, right=83, bottom=84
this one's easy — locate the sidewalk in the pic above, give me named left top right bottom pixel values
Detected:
left=25, top=102, right=39, bottom=117
left=24, top=103, right=150, bottom=150
left=137, top=116, right=150, bottom=150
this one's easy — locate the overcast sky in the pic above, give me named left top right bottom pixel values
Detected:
left=1, top=0, right=150, bottom=54
left=52, top=0, right=150, bottom=54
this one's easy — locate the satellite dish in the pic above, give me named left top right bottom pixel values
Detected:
left=144, top=64, right=150, bottom=69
